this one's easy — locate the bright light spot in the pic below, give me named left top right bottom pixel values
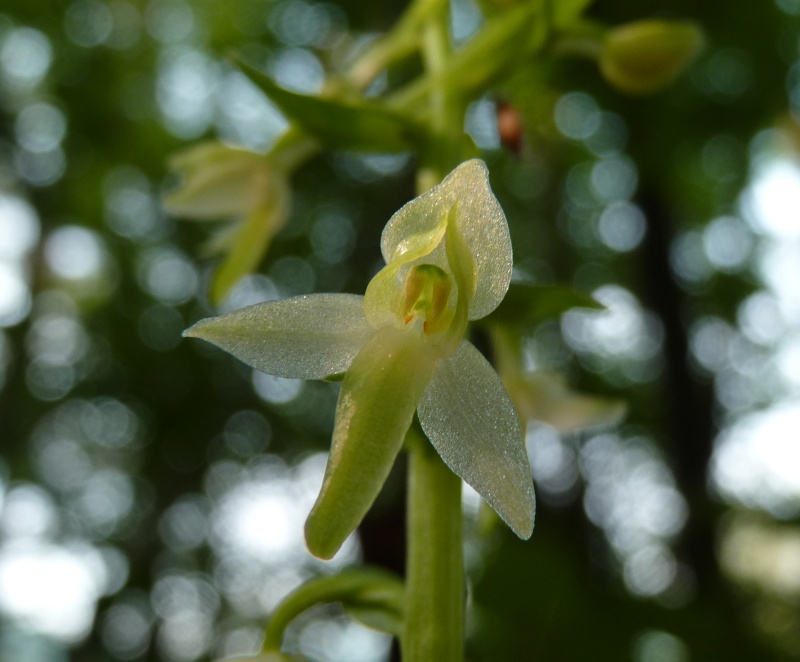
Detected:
left=743, top=158, right=800, bottom=239
left=103, top=166, right=166, bottom=241
left=0, top=27, right=52, bottom=87
left=776, top=334, right=800, bottom=390
left=623, top=544, right=678, bottom=597
left=0, top=194, right=40, bottom=259
left=720, top=516, right=800, bottom=596
left=15, top=102, right=67, bottom=153
left=757, top=242, right=800, bottom=325
left=0, top=484, right=57, bottom=539
left=527, top=424, right=578, bottom=499
left=450, top=0, right=482, bottom=43
left=151, top=574, right=218, bottom=661
left=465, top=99, right=500, bottom=150
left=591, top=155, right=638, bottom=202
left=0, top=541, right=106, bottom=640
left=269, top=0, right=335, bottom=48
left=670, top=230, right=712, bottom=284
left=333, top=152, right=412, bottom=184
left=159, top=495, right=209, bottom=552
left=562, top=285, right=664, bottom=362
left=633, top=630, right=689, bottom=662
left=299, top=617, right=392, bottom=662
left=689, top=316, right=735, bottom=373
left=270, top=47, right=324, bottom=94
left=554, top=92, right=601, bottom=141
left=146, top=0, right=195, bottom=43
left=311, top=211, right=356, bottom=265
left=64, top=0, right=114, bottom=47
left=216, top=70, right=288, bottom=151
left=269, top=255, right=316, bottom=296
left=136, top=245, right=198, bottom=304
left=738, top=291, right=784, bottom=346
left=580, top=434, right=687, bottom=597
left=156, top=48, right=216, bottom=138
left=0, top=264, right=31, bottom=328
left=220, top=274, right=279, bottom=311
left=106, top=1, right=144, bottom=51
left=44, top=226, right=105, bottom=281
left=74, top=469, right=136, bottom=535
left=14, top=145, right=67, bottom=187
left=26, top=313, right=89, bottom=366
left=252, top=372, right=303, bottom=404
left=101, top=598, right=153, bottom=660
left=702, top=215, right=753, bottom=272
left=712, top=403, right=800, bottom=517
left=598, top=201, right=646, bottom=252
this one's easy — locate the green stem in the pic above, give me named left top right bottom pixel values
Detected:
left=400, top=7, right=467, bottom=659
left=403, top=427, right=464, bottom=662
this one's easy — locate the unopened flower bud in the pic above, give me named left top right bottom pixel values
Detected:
left=599, top=20, right=704, bottom=96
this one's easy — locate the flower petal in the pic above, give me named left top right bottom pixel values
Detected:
left=305, top=326, right=440, bottom=559
left=417, top=340, right=535, bottom=539
left=183, top=294, right=374, bottom=380
left=380, top=160, right=512, bottom=320
left=505, top=371, right=627, bottom=433
left=363, top=210, right=448, bottom=329
left=164, top=142, right=272, bottom=219
left=210, top=177, right=290, bottom=305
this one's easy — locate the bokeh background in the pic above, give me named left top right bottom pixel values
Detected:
left=1, top=0, right=800, bottom=660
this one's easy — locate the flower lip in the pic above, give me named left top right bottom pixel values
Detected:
left=401, top=263, right=453, bottom=334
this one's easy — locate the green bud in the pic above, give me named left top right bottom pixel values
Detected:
left=599, top=19, right=704, bottom=96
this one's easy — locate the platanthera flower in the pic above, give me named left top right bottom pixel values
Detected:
left=184, top=159, right=535, bottom=559
left=165, top=141, right=291, bottom=303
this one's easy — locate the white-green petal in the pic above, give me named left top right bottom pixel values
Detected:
left=380, top=160, right=512, bottom=320
left=417, top=340, right=535, bottom=539
left=165, top=142, right=273, bottom=219
left=363, top=211, right=448, bottom=330
left=183, top=293, right=374, bottom=380
left=305, top=326, right=440, bottom=559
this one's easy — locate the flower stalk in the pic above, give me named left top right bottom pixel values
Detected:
left=403, top=427, right=464, bottom=662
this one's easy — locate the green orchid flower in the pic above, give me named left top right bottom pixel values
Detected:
left=184, top=159, right=535, bottom=559
left=164, top=141, right=292, bottom=304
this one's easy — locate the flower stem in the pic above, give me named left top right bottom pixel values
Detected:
left=403, top=427, right=464, bottom=662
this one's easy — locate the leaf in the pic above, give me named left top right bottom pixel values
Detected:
left=304, top=326, right=440, bottom=559
left=487, top=282, right=603, bottom=326
left=418, top=340, right=535, bottom=539
left=183, top=294, right=374, bottom=380
left=380, top=160, right=512, bottom=320
left=233, top=56, right=422, bottom=152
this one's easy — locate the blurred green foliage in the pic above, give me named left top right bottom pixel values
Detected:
left=1, top=0, right=800, bottom=661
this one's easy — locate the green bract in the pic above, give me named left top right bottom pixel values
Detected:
left=184, top=159, right=535, bottom=559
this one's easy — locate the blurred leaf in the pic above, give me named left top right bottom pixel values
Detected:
left=233, top=56, right=423, bottom=152
left=486, top=282, right=602, bottom=326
